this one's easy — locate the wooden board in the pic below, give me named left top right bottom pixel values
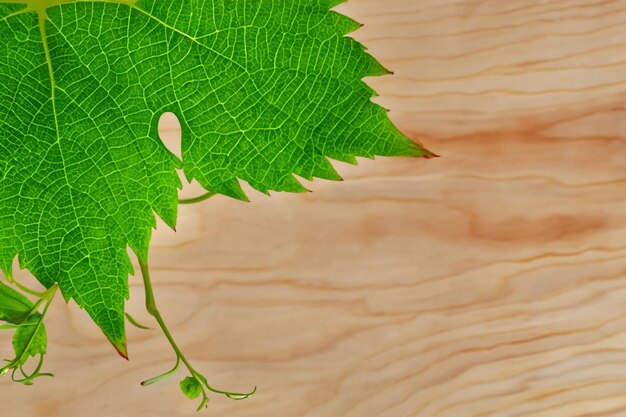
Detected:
left=3, top=1, right=626, bottom=416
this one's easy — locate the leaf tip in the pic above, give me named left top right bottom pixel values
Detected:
left=111, top=339, right=129, bottom=360
left=423, top=151, right=440, bottom=159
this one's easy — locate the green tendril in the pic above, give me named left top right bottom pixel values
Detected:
left=141, top=357, right=180, bottom=386
left=5, top=275, right=46, bottom=298
left=125, top=313, right=152, bottom=330
left=137, top=255, right=256, bottom=409
left=0, top=284, right=57, bottom=385
left=178, top=192, right=216, bottom=205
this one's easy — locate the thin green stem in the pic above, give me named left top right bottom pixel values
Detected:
left=10, top=277, right=46, bottom=298
left=138, top=256, right=255, bottom=407
left=139, top=257, right=200, bottom=376
left=125, top=312, right=152, bottom=330
left=141, top=357, right=179, bottom=386
left=13, top=354, right=53, bottom=385
left=27, top=284, right=57, bottom=317
left=30, top=284, right=56, bottom=327
left=178, top=191, right=215, bottom=205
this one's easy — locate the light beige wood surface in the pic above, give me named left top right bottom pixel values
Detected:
left=3, top=1, right=626, bottom=416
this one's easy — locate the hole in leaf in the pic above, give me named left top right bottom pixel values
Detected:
left=157, top=112, right=206, bottom=199
left=158, top=112, right=182, bottom=161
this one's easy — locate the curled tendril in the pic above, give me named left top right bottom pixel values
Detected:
left=10, top=354, right=53, bottom=385
left=0, top=283, right=56, bottom=386
left=138, top=256, right=256, bottom=409
left=140, top=356, right=256, bottom=410
left=191, top=373, right=256, bottom=410
left=196, top=373, right=257, bottom=400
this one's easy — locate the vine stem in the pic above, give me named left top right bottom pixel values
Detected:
left=28, top=283, right=57, bottom=317
left=137, top=256, right=255, bottom=406
left=138, top=258, right=195, bottom=373
left=178, top=192, right=215, bottom=205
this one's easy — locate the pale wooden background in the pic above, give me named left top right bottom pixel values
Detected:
left=3, top=0, right=626, bottom=416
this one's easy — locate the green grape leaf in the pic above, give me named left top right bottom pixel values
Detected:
left=12, top=313, right=47, bottom=366
left=0, top=0, right=431, bottom=358
left=0, top=281, right=34, bottom=325
left=180, top=376, right=202, bottom=400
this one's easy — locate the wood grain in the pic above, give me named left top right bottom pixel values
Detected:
left=3, top=1, right=626, bottom=416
